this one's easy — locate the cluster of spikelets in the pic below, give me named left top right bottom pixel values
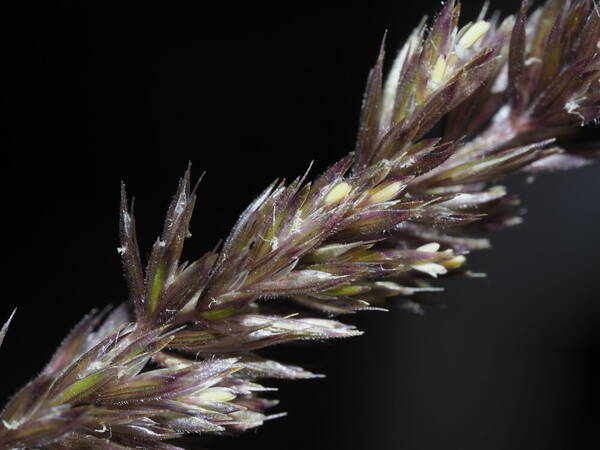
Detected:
left=1, top=0, right=599, bottom=448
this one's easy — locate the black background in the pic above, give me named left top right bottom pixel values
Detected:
left=2, top=0, right=600, bottom=449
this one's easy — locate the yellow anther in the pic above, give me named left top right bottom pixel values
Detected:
left=442, top=255, right=467, bottom=270
left=417, top=242, right=440, bottom=253
left=196, top=388, right=236, bottom=403
left=458, top=21, right=491, bottom=48
left=431, top=55, right=449, bottom=84
left=324, top=182, right=352, bottom=205
left=369, top=181, right=403, bottom=204
left=489, top=185, right=506, bottom=195
left=323, top=285, right=366, bottom=296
